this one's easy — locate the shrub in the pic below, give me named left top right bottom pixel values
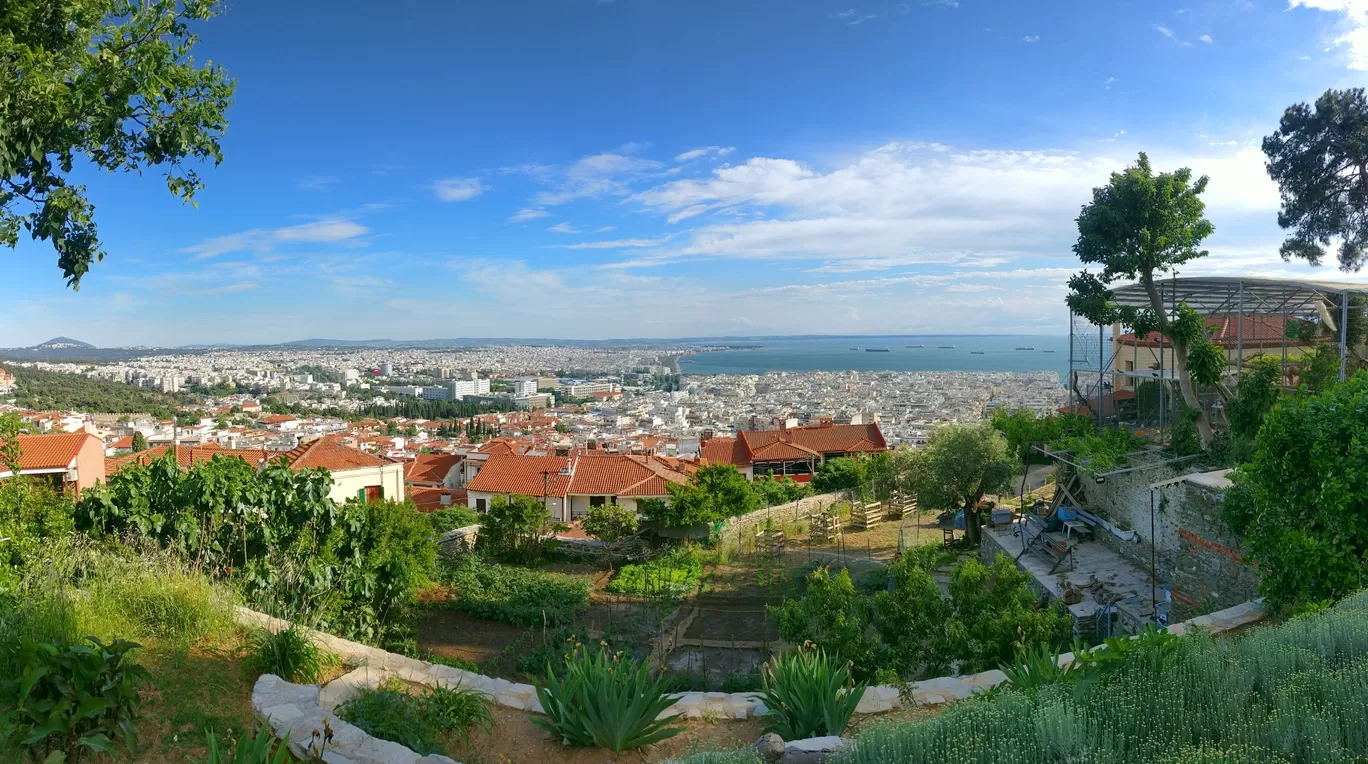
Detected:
left=336, top=678, right=492, bottom=755
left=605, top=549, right=703, bottom=597
left=205, top=725, right=292, bottom=764
left=243, top=626, right=334, bottom=684
left=533, top=644, right=686, bottom=751
left=439, top=555, right=590, bottom=627
left=772, top=566, right=878, bottom=680
left=997, top=641, right=1089, bottom=695
left=477, top=494, right=561, bottom=563
left=430, top=506, right=480, bottom=534
left=0, top=636, right=149, bottom=763
left=759, top=645, right=867, bottom=740
left=426, top=652, right=480, bottom=673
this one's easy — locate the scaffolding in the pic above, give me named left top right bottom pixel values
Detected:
left=1068, top=276, right=1368, bottom=438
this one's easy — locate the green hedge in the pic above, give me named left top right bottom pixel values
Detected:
left=438, top=555, right=590, bottom=627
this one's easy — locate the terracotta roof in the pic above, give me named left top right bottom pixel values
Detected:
left=405, top=453, right=463, bottom=485
left=466, top=454, right=573, bottom=496
left=109, top=436, right=134, bottom=449
left=277, top=435, right=392, bottom=472
left=700, top=437, right=748, bottom=467
left=409, top=486, right=468, bottom=512
left=107, top=444, right=279, bottom=472
left=737, top=423, right=887, bottom=464
left=477, top=440, right=518, bottom=456
left=1118, top=314, right=1301, bottom=349
left=258, top=414, right=297, bottom=425
left=6, top=433, right=98, bottom=471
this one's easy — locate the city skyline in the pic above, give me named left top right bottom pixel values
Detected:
left=8, top=0, right=1368, bottom=347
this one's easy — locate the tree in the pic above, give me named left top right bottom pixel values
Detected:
left=1, top=0, right=235, bottom=288
left=1223, top=372, right=1368, bottom=609
left=770, top=566, right=877, bottom=679
left=127, top=431, right=146, bottom=453
left=944, top=554, right=1072, bottom=673
left=581, top=502, right=638, bottom=570
left=644, top=463, right=759, bottom=529
left=478, top=494, right=560, bottom=563
left=1066, top=152, right=1225, bottom=447
left=810, top=457, right=866, bottom=494
left=908, top=424, right=1015, bottom=545
left=1262, top=88, right=1368, bottom=271
left=1225, top=357, right=1282, bottom=442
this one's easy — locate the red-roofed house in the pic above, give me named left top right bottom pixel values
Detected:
left=1, top=432, right=105, bottom=493
left=405, top=453, right=465, bottom=489
left=700, top=422, right=887, bottom=481
left=464, top=451, right=688, bottom=521
left=276, top=434, right=405, bottom=504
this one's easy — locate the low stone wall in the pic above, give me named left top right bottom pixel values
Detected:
left=719, top=493, right=842, bottom=537
left=242, top=594, right=1268, bottom=761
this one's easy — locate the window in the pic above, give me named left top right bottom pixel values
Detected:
left=590, top=495, right=607, bottom=508
left=363, top=485, right=384, bottom=502
left=475, top=497, right=487, bottom=512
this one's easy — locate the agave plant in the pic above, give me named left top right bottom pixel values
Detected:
left=998, top=639, right=1089, bottom=695
left=204, top=726, right=292, bottom=764
left=759, top=643, right=867, bottom=740
left=533, top=642, right=686, bottom=752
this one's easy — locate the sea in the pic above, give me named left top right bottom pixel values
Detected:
left=678, top=335, right=1070, bottom=381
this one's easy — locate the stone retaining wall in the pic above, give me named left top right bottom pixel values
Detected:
left=242, top=593, right=1267, bottom=761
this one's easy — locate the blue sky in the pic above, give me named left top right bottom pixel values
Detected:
left=7, top=0, right=1368, bottom=346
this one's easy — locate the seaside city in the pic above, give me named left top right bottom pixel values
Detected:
left=8, top=1, right=1368, bottom=763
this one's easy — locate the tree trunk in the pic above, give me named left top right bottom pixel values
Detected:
left=964, top=492, right=983, bottom=546
left=1142, top=275, right=1215, bottom=447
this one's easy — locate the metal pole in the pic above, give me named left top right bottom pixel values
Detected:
left=1236, top=281, right=1244, bottom=382
left=1340, top=290, right=1350, bottom=382
left=1069, top=312, right=1075, bottom=415
left=1150, top=487, right=1157, bottom=620
left=1099, top=323, right=1106, bottom=428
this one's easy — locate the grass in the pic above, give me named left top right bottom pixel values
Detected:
left=682, top=590, right=1368, bottom=764
left=336, top=677, right=493, bottom=756
left=242, top=625, right=336, bottom=684
left=437, top=554, right=591, bottom=627
left=605, top=549, right=704, bottom=597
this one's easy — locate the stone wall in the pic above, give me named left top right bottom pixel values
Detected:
left=719, top=492, right=842, bottom=537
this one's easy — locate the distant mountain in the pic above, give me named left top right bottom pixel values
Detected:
left=31, top=337, right=95, bottom=350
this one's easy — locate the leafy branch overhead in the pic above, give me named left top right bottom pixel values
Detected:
left=0, top=0, right=235, bottom=288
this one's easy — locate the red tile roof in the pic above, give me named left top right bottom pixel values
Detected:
left=7, top=433, right=98, bottom=471
left=258, top=414, right=297, bottom=425
left=466, top=454, right=572, bottom=496
left=405, top=453, right=463, bottom=485
left=277, top=434, right=393, bottom=472
left=106, top=444, right=279, bottom=472
left=700, top=436, right=748, bottom=467
left=1118, top=314, right=1300, bottom=349
left=465, top=452, right=687, bottom=498
left=409, top=486, right=468, bottom=512
left=700, top=423, right=888, bottom=468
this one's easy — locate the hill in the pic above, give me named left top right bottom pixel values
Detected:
left=2, top=364, right=199, bottom=418
left=31, top=336, right=96, bottom=350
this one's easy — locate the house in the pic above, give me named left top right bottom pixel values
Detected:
left=276, top=434, right=405, bottom=504
left=0, top=432, right=106, bottom=494
left=405, top=452, right=465, bottom=489
left=465, top=451, right=690, bottom=522
left=700, top=422, right=887, bottom=481
left=257, top=414, right=300, bottom=431
left=106, top=443, right=280, bottom=473
left=409, top=486, right=468, bottom=512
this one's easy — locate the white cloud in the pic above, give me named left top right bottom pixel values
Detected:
left=1209, top=139, right=1239, bottom=146
left=1023, top=35, right=1040, bottom=42
left=594, top=226, right=617, bottom=233
left=548, top=222, right=580, bottom=234
left=557, top=237, right=670, bottom=250
left=297, top=175, right=339, bottom=191
left=1199, top=33, right=1214, bottom=43
left=675, top=146, right=736, bottom=162
left=509, top=208, right=550, bottom=223
left=181, top=219, right=369, bottom=260
left=921, top=0, right=958, bottom=7
left=1153, top=24, right=1194, bottom=46
left=196, top=282, right=259, bottom=295
left=1104, top=76, right=1116, bottom=89
left=522, top=152, right=665, bottom=207
left=627, top=141, right=1279, bottom=271
left=1289, top=0, right=1368, bottom=69
left=432, top=177, right=486, bottom=202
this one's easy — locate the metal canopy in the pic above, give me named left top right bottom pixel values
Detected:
left=1109, top=276, right=1368, bottom=316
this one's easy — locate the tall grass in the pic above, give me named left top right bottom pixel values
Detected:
left=683, top=591, right=1368, bottom=764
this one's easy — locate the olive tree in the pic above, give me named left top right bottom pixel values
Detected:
left=908, top=424, right=1016, bottom=546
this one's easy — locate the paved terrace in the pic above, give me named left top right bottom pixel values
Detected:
left=984, top=522, right=1155, bottom=634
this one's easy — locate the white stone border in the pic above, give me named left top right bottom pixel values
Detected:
left=242, top=597, right=1267, bottom=759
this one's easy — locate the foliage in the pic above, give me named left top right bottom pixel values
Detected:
left=990, top=409, right=1088, bottom=466
left=1262, top=88, right=1368, bottom=270
left=1294, top=343, right=1342, bottom=394
left=428, top=506, right=480, bottom=534
left=580, top=502, right=639, bottom=554
left=997, top=641, right=1088, bottom=696
left=1066, top=153, right=1221, bottom=446
left=0, top=637, right=149, bottom=763
left=945, top=554, right=1072, bottom=674
left=438, top=554, right=590, bottom=627
left=1167, top=407, right=1204, bottom=458
left=759, top=645, right=867, bottom=740
left=129, top=431, right=147, bottom=453
left=0, top=0, right=235, bottom=287
left=1083, top=624, right=1182, bottom=677
left=604, top=549, right=703, bottom=597
left=752, top=475, right=812, bottom=505
left=771, top=566, right=878, bottom=679
left=870, top=547, right=952, bottom=679
left=242, top=626, right=332, bottom=684
left=1223, top=371, right=1368, bottom=608
left=74, top=548, right=235, bottom=645
left=74, top=452, right=437, bottom=644
left=336, top=678, right=493, bottom=755
left=3, top=364, right=195, bottom=418
left=906, top=424, right=1016, bottom=544
left=0, top=461, right=76, bottom=595
left=647, top=463, right=761, bottom=529
left=477, top=494, right=561, bottom=563
left=1051, top=425, right=1147, bottom=475
left=204, top=725, right=292, bottom=764
left=532, top=643, right=686, bottom=752
left=1225, top=357, right=1283, bottom=441
left=811, top=457, right=866, bottom=494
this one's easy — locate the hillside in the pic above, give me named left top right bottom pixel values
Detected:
left=3, top=364, right=198, bottom=418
